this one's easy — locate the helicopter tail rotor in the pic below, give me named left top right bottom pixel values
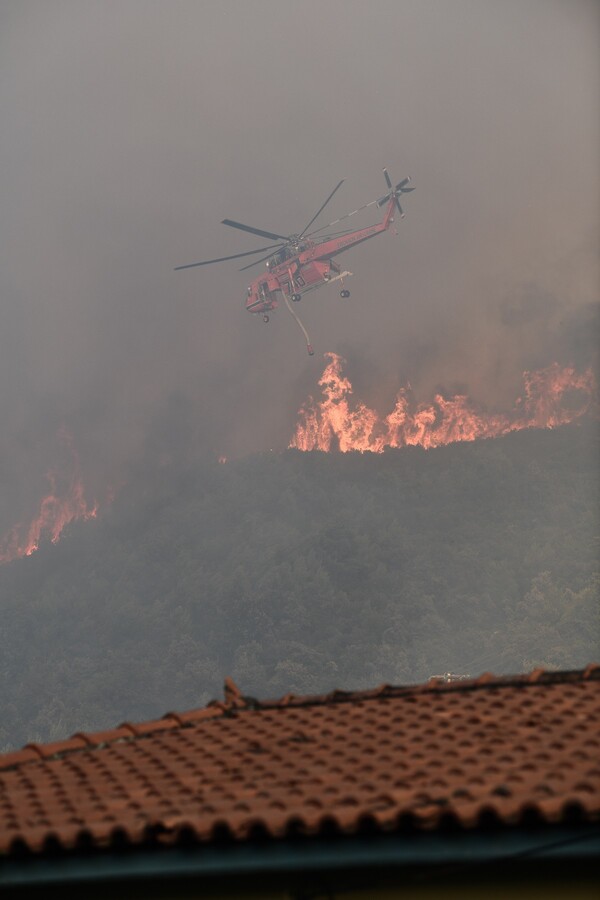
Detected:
left=377, top=169, right=414, bottom=218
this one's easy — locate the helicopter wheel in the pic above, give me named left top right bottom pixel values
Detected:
left=263, top=314, right=270, bottom=323
left=291, top=293, right=301, bottom=302
left=340, top=289, right=350, bottom=298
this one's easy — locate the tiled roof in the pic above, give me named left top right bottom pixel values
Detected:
left=0, top=667, right=599, bottom=857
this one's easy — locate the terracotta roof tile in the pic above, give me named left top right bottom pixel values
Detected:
left=0, top=667, right=599, bottom=857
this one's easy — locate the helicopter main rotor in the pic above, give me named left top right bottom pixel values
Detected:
left=174, top=179, right=345, bottom=272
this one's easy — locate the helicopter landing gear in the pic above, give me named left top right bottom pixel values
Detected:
left=263, top=314, right=270, bottom=323
left=340, top=289, right=350, bottom=298
left=291, top=293, right=302, bottom=302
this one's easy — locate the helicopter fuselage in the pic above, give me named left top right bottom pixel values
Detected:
left=245, top=198, right=396, bottom=315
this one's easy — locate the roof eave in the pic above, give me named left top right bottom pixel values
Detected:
left=2, top=826, right=599, bottom=889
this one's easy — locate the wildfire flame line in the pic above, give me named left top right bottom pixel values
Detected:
left=289, top=353, right=597, bottom=453
left=0, top=432, right=97, bottom=565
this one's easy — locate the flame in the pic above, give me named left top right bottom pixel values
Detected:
left=0, top=432, right=97, bottom=564
left=290, top=353, right=597, bottom=453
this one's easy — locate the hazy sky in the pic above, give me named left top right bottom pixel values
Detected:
left=1, top=0, right=598, bottom=523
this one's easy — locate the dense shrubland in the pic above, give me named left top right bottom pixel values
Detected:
left=1, top=422, right=598, bottom=750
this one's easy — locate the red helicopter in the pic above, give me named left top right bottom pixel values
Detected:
left=175, top=169, right=414, bottom=355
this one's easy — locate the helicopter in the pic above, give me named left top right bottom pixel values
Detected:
left=175, top=169, right=414, bottom=355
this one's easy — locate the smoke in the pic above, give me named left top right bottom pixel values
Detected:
left=0, top=0, right=598, bottom=529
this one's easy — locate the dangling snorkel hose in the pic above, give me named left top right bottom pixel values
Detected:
left=282, top=290, right=314, bottom=356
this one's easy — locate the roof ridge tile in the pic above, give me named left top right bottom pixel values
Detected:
left=69, top=732, right=102, bottom=747
left=1, top=667, right=598, bottom=772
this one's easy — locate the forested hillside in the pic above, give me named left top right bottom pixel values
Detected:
left=1, top=422, right=598, bottom=750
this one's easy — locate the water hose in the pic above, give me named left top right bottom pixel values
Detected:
left=283, top=291, right=314, bottom=355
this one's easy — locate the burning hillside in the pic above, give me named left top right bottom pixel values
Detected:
left=290, top=353, right=597, bottom=453
left=1, top=356, right=595, bottom=564
left=0, top=431, right=97, bottom=565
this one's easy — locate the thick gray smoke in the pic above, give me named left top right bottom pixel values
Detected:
left=1, top=0, right=598, bottom=527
